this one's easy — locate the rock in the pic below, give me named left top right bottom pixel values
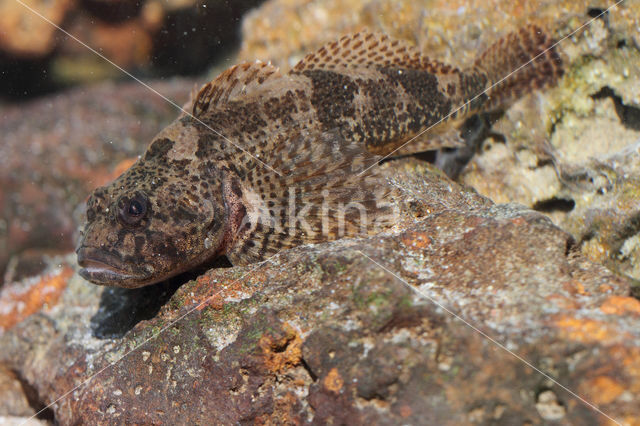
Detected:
left=0, top=78, right=195, bottom=286
left=0, top=418, right=49, bottom=426
left=0, top=158, right=639, bottom=423
left=0, top=0, right=74, bottom=58
left=0, top=364, right=36, bottom=417
left=535, top=390, right=567, bottom=421
left=54, top=9, right=162, bottom=74
left=238, top=0, right=633, bottom=67
left=459, top=16, right=640, bottom=284
left=54, top=0, right=267, bottom=82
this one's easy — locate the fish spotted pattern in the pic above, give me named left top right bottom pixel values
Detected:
left=77, top=25, right=563, bottom=287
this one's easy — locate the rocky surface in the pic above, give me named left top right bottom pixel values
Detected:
left=456, top=15, right=640, bottom=286
left=0, top=0, right=74, bottom=58
left=238, top=0, right=639, bottom=68
left=1, top=0, right=640, bottom=424
left=1, top=160, right=639, bottom=424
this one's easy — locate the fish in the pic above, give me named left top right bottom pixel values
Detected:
left=76, top=24, right=564, bottom=288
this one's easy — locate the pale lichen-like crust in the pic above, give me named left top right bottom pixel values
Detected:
left=77, top=24, right=564, bottom=288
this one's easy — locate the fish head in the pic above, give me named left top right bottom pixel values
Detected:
left=77, top=134, right=228, bottom=288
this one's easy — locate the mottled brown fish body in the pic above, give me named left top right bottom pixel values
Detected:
left=195, top=26, right=562, bottom=158
left=77, top=24, right=563, bottom=288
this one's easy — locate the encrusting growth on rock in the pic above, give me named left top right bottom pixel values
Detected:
left=76, top=24, right=563, bottom=288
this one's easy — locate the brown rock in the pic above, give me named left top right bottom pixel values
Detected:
left=0, top=365, right=35, bottom=417
left=55, top=11, right=159, bottom=73
left=0, top=158, right=638, bottom=423
left=0, top=0, right=74, bottom=58
left=460, top=18, right=640, bottom=282
left=238, top=0, right=624, bottom=68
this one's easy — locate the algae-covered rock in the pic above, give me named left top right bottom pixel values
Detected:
left=238, top=0, right=638, bottom=68
left=1, top=160, right=638, bottom=423
left=460, top=16, right=640, bottom=284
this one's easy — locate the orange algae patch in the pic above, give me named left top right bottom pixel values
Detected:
left=562, top=280, right=589, bottom=296
left=600, top=296, right=640, bottom=316
left=259, top=323, right=302, bottom=374
left=323, top=368, right=344, bottom=394
left=598, top=283, right=614, bottom=293
left=510, top=216, right=527, bottom=226
left=399, top=405, right=413, bottom=418
left=401, top=230, right=432, bottom=250
left=608, top=346, right=640, bottom=387
left=582, top=376, right=625, bottom=405
left=191, top=269, right=268, bottom=312
left=0, top=266, right=72, bottom=331
left=193, top=273, right=252, bottom=311
left=552, top=315, right=621, bottom=344
left=545, top=294, right=581, bottom=310
left=620, top=417, right=640, bottom=426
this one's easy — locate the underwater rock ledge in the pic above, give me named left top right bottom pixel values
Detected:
left=0, top=160, right=638, bottom=423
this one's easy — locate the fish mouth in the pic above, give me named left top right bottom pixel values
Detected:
left=77, top=247, right=149, bottom=286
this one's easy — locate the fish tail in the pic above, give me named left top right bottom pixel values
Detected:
left=472, top=24, right=564, bottom=110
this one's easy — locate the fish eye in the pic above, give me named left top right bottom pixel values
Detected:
left=117, top=192, right=149, bottom=227
left=128, top=199, right=144, bottom=216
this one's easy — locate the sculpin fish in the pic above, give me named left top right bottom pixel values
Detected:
left=77, top=25, right=563, bottom=287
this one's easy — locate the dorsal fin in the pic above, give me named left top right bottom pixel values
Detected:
left=291, top=31, right=459, bottom=74
left=192, top=61, right=282, bottom=117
